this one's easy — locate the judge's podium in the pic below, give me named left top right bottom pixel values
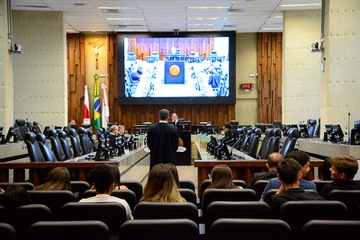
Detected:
left=176, top=130, right=191, bottom=165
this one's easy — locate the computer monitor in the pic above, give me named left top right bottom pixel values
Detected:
left=191, top=125, right=206, bottom=134
left=351, top=120, right=360, bottom=145
left=299, top=123, right=309, bottom=138
left=205, top=125, right=219, bottom=135
left=332, top=124, right=344, bottom=143
left=216, top=140, right=232, bottom=160
left=177, top=121, right=191, bottom=131
left=133, top=125, right=147, bottom=135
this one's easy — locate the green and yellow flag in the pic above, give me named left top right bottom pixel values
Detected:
left=93, top=74, right=101, bottom=130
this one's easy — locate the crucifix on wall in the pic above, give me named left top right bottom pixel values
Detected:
left=89, top=41, right=103, bottom=69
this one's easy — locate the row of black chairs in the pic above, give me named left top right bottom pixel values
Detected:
left=24, top=127, right=96, bottom=162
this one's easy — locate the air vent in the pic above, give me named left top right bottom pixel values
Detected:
left=102, top=9, right=119, bottom=13
left=12, top=4, right=50, bottom=9
left=228, top=8, right=245, bottom=13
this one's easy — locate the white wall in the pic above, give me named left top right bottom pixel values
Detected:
left=12, top=10, right=67, bottom=128
left=283, top=10, right=322, bottom=125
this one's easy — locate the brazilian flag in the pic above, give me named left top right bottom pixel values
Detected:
left=93, top=74, right=101, bottom=130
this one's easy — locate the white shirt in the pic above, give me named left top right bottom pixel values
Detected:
left=80, top=194, right=133, bottom=220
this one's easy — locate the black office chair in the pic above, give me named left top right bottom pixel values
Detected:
left=120, top=219, right=199, bottom=240
left=252, top=180, right=270, bottom=199
left=201, top=189, right=258, bottom=219
left=82, top=189, right=137, bottom=211
left=28, top=190, right=76, bottom=219
left=57, top=130, right=73, bottom=159
left=179, top=179, right=196, bottom=191
left=48, top=129, right=67, bottom=161
left=134, top=201, right=198, bottom=224
left=301, top=219, right=360, bottom=240
left=327, top=189, right=360, bottom=218
left=60, top=202, right=127, bottom=236
left=209, top=218, right=291, bottom=240
left=205, top=201, right=271, bottom=234
left=35, top=133, right=57, bottom=162
left=0, top=223, right=16, bottom=240
left=77, top=127, right=93, bottom=154
left=121, top=180, right=143, bottom=203
left=279, top=127, right=298, bottom=157
left=0, top=182, right=35, bottom=190
left=257, top=128, right=272, bottom=159
left=179, top=188, right=198, bottom=206
left=265, top=128, right=282, bottom=158
left=69, top=128, right=83, bottom=157
left=26, top=220, right=110, bottom=240
left=13, top=119, right=31, bottom=141
left=312, top=179, right=332, bottom=193
left=200, top=179, right=248, bottom=202
left=24, top=132, right=45, bottom=162
left=279, top=200, right=348, bottom=240
left=0, top=204, right=52, bottom=240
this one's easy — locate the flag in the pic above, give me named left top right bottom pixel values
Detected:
left=101, top=83, right=110, bottom=128
left=83, top=84, right=91, bottom=125
left=93, top=74, right=101, bottom=130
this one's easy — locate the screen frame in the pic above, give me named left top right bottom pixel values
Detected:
left=117, top=31, right=236, bottom=105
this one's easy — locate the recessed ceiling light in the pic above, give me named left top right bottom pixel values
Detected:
left=106, top=18, right=144, bottom=21
left=280, top=3, right=321, bottom=8
left=188, top=6, right=229, bottom=10
left=98, top=6, right=139, bottom=10
left=188, top=17, right=226, bottom=21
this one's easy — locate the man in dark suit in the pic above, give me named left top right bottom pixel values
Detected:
left=249, top=152, right=283, bottom=187
left=147, top=109, right=179, bottom=169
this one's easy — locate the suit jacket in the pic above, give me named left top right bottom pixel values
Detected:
left=249, top=171, right=278, bottom=187
left=147, top=122, right=179, bottom=169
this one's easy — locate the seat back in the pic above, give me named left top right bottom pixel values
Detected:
left=200, top=179, right=247, bottom=202
left=179, top=188, right=198, bottom=206
left=14, top=119, right=30, bottom=141
left=0, top=223, right=17, bottom=240
left=78, top=127, right=93, bottom=154
left=210, top=218, right=291, bottom=240
left=247, top=128, right=261, bottom=157
left=82, top=189, right=137, bottom=211
left=0, top=204, right=52, bottom=240
left=202, top=189, right=258, bottom=217
left=28, top=190, right=76, bottom=219
left=48, top=129, right=67, bottom=161
left=312, top=180, right=332, bottom=193
left=24, top=132, right=45, bottom=162
left=60, top=202, right=126, bottom=235
left=58, top=130, right=73, bottom=159
left=302, top=219, right=360, bottom=240
left=120, top=219, right=199, bottom=240
left=179, top=179, right=196, bottom=191
left=327, top=189, right=360, bottom=217
left=258, top=128, right=272, bottom=159
left=205, top=201, right=271, bottom=234
left=280, top=200, right=348, bottom=240
left=0, top=182, right=35, bottom=191
left=69, top=128, right=83, bottom=157
left=121, top=180, right=143, bottom=203
left=70, top=181, right=91, bottom=201
left=280, top=127, right=298, bottom=157
left=35, top=133, right=57, bottom=162
left=252, top=180, right=270, bottom=199
left=26, top=220, right=110, bottom=240
left=134, top=202, right=198, bottom=224
left=265, top=128, right=282, bottom=158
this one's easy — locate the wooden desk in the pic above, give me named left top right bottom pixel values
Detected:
left=194, top=159, right=323, bottom=196
left=0, top=161, right=118, bottom=186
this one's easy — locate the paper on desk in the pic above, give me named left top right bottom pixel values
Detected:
left=144, top=146, right=186, bottom=153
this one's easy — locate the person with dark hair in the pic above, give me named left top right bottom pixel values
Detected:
left=260, top=150, right=316, bottom=201
left=320, top=155, right=360, bottom=197
left=249, top=152, right=283, bottom=187
left=269, top=158, right=324, bottom=214
left=109, top=164, right=128, bottom=190
left=206, top=164, right=242, bottom=190
left=80, top=165, right=133, bottom=220
left=320, top=157, right=332, bottom=180
left=147, top=109, right=179, bottom=169
left=34, top=167, right=71, bottom=191
left=2, top=185, right=33, bottom=208
left=165, top=163, right=180, bottom=188
left=141, top=163, right=185, bottom=202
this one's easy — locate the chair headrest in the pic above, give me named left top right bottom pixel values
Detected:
left=47, top=129, right=57, bottom=137
left=57, top=130, right=67, bottom=139
left=274, top=128, right=282, bottom=137
left=254, top=128, right=262, bottom=136
left=288, top=128, right=299, bottom=138
left=35, top=133, right=47, bottom=143
left=15, top=119, right=26, bottom=126
left=77, top=127, right=85, bottom=135
left=68, top=128, right=77, bottom=137
left=24, top=132, right=36, bottom=143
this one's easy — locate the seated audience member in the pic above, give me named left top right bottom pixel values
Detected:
left=320, top=157, right=332, bottom=180
left=1, top=185, right=33, bottom=208
left=165, top=163, right=180, bottom=188
left=260, top=150, right=316, bottom=201
left=320, top=155, right=360, bottom=197
left=34, top=167, right=71, bottom=191
left=222, top=122, right=234, bottom=138
left=171, top=113, right=179, bottom=125
left=80, top=165, right=133, bottom=220
left=109, top=164, right=128, bottom=190
left=269, top=158, right=324, bottom=214
left=108, top=125, right=119, bottom=149
left=118, top=125, right=126, bottom=136
left=69, top=119, right=76, bottom=125
left=141, top=163, right=185, bottom=202
left=206, top=164, right=243, bottom=191
left=249, top=152, right=283, bottom=187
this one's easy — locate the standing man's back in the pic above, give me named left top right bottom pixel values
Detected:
left=147, top=109, right=179, bottom=169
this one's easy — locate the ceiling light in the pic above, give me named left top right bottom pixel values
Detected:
left=114, top=29, right=148, bottom=32
left=98, top=6, right=139, bottom=10
left=106, top=18, right=144, bottom=21
left=260, top=27, right=283, bottom=31
left=188, top=17, right=226, bottom=21
left=280, top=3, right=321, bottom=8
left=229, top=8, right=245, bottom=13
left=188, top=6, right=229, bottom=9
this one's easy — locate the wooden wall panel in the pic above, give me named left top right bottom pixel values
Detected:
left=257, top=32, right=282, bottom=124
left=68, top=33, right=235, bottom=133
